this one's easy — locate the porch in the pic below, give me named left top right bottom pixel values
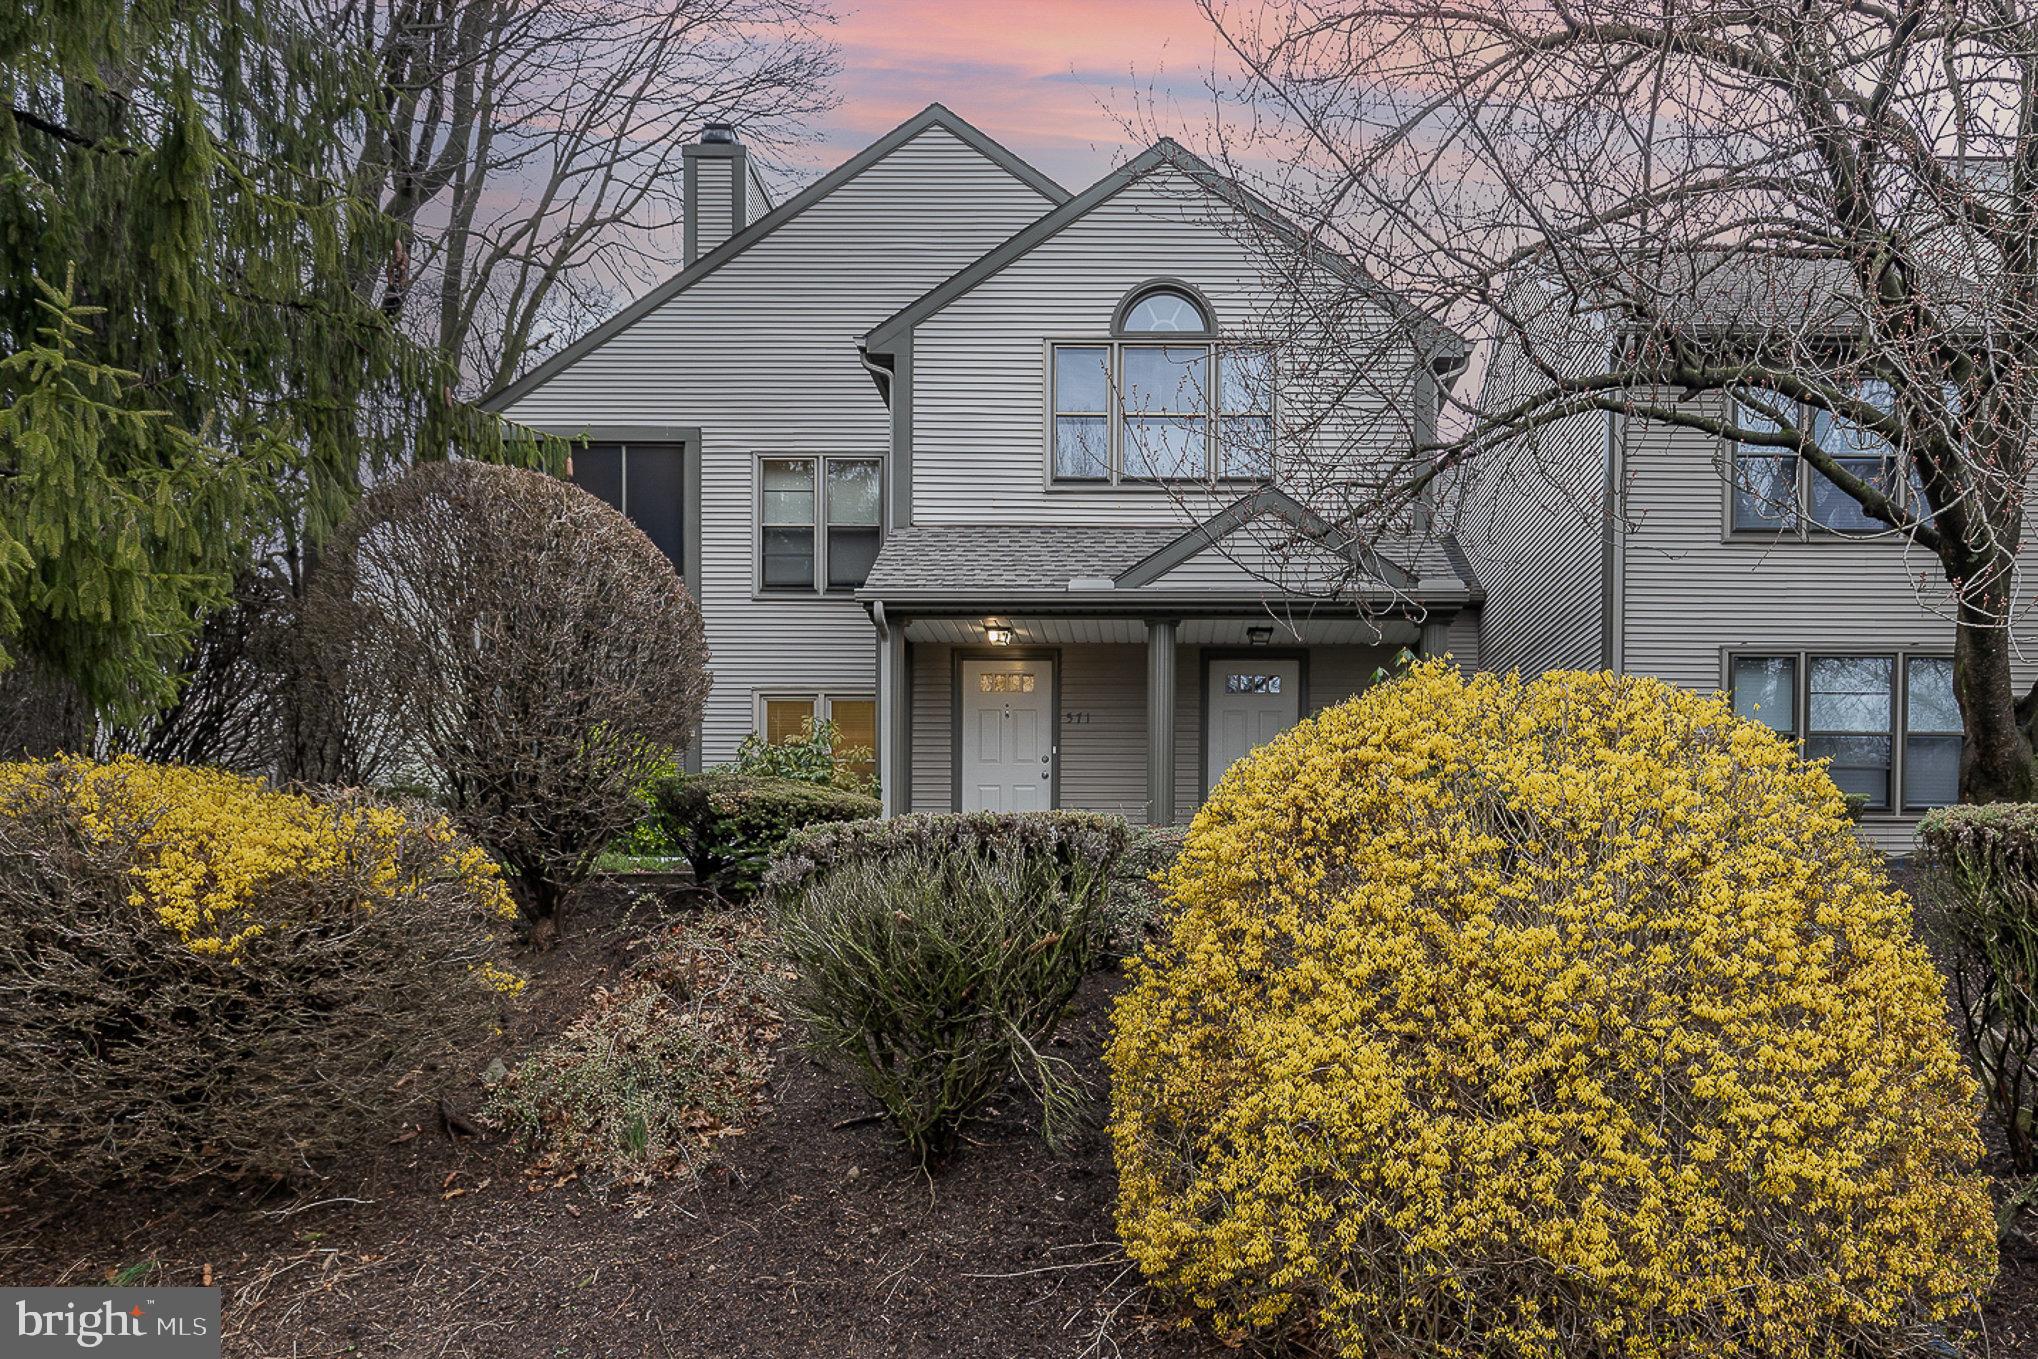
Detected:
left=883, top=616, right=1477, bottom=821
left=858, top=500, right=1483, bottom=822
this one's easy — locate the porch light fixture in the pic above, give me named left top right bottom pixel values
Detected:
left=984, top=623, right=1014, bottom=646
left=1246, top=625, right=1274, bottom=646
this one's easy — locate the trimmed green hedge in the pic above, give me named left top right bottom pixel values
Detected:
left=1917, top=802, right=2038, bottom=1173
left=651, top=772, right=878, bottom=899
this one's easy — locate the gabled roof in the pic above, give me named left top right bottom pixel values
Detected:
left=856, top=489, right=1479, bottom=608
left=482, top=104, right=1068, bottom=413
left=861, top=138, right=1466, bottom=365
left=1115, top=487, right=1418, bottom=591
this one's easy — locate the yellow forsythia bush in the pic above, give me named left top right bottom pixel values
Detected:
left=1107, top=663, right=1994, bottom=1359
left=0, top=756, right=524, bottom=1195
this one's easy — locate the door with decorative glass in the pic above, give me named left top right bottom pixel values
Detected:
left=960, top=658, right=1053, bottom=812
left=1206, top=658, right=1300, bottom=794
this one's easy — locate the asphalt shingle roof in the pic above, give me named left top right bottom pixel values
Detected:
left=861, top=525, right=1181, bottom=594
left=859, top=521, right=1479, bottom=599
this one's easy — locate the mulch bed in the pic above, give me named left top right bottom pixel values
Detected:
left=5, top=878, right=2037, bottom=1357
left=0, top=883, right=1208, bottom=1358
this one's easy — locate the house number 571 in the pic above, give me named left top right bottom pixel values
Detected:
left=1062, top=711, right=1092, bottom=725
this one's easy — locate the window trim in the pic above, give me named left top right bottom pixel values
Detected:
left=753, top=454, right=884, bottom=596
left=753, top=690, right=879, bottom=782
left=1723, top=387, right=1918, bottom=540
left=1111, top=278, right=1219, bottom=339
left=1045, top=338, right=1278, bottom=488
left=1723, top=648, right=1960, bottom=818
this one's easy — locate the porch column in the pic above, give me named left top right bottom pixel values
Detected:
left=878, top=619, right=910, bottom=817
left=1146, top=619, right=1178, bottom=826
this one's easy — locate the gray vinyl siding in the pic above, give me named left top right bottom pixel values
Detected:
left=1454, top=290, right=1609, bottom=676
left=500, top=126, right=1058, bottom=762
left=1616, top=395, right=2038, bottom=852
left=693, top=168, right=737, bottom=258
left=745, top=165, right=773, bottom=225
left=911, top=640, right=1394, bottom=818
left=907, top=168, right=1419, bottom=528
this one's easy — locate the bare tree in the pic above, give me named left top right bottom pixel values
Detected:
left=333, top=0, right=839, bottom=393
left=304, top=461, right=711, bottom=942
left=1186, top=0, right=2038, bottom=801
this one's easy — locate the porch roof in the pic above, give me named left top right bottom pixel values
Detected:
left=858, top=513, right=1481, bottom=611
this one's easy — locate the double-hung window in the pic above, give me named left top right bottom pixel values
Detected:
left=1049, top=284, right=1277, bottom=485
left=1728, top=381, right=1911, bottom=534
left=1728, top=651, right=1960, bottom=814
left=759, top=456, right=882, bottom=592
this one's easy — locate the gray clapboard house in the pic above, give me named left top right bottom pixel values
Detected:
left=1457, top=258, right=2032, bottom=852
left=486, top=105, right=1480, bottom=822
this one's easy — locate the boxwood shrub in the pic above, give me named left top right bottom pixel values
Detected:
left=651, top=771, right=877, bottom=899
left=1916, top=802, right=2038, bottom=1173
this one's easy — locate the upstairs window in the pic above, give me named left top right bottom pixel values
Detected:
left=1728, top=381, right=1915, bottom=535
left=1052, top=282, right=1276, bottom=485
left=1120, top=286, right=1210, bottom=334
left=759, top=456, right=882, bottom=593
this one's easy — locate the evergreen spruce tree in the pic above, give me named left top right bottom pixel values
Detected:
left=0, top=0, right=529, bottom=725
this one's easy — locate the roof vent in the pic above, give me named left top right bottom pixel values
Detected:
left=699, top=122, right=739, bottom=145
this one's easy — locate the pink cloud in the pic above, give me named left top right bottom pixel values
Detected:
left=811, top=0, right=1235, bottom=187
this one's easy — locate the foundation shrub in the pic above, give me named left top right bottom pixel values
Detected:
left=651, top=771, right=877, bottom=898
left=767, top=811, right=1126, bottom=1159
left=0, top=755, right=521, bottom=1195
left=1916, top=803, right=2038, bottom=1175
left=1108, top=662, right=1994, bottom=1358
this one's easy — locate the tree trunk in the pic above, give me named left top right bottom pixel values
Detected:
left=1956, top=576, right=2038, bottom=803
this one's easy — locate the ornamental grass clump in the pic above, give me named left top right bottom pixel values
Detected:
left=769, top=811, right=1127, bottom=1159
left=0, top=756, right=523, bottom=1196
left=1107, top=662, right=1994, bottom=1359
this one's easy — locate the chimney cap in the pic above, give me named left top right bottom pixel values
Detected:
left=699, top=122, right=739, bottom=145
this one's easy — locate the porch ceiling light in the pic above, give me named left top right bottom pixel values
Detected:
left=984, top=623, right=1014, bottom=646
left=1246, top=625, right=1275, bottom=646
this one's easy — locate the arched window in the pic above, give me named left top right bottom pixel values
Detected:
left=1115, top=283, right=1213, bottom=336
left=1047, top=281, right=1271, bottom=484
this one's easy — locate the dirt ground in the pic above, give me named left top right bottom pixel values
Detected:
left=4, top=881, right=2035, bottom=1358
left=0, top=885, right=1207, bottom=1358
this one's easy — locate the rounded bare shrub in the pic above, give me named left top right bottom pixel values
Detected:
left=304, top=460, right=709, bottom=934
left=1108, top=662, right=1994, bottom=1359
left=0, top=756, right=523, bottom=1196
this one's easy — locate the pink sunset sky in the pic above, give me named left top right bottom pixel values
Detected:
left=806, top=0, right=1238, bottom=188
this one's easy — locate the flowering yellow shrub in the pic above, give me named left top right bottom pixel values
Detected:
left=0, top=756, right=526, bottom=1192
left=0, top=754, right=516, bottom=964
left=1107, top=663, right=1994, bottom=1359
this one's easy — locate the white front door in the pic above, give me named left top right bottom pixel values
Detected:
left=1206, top=657, right=1301, bottom=793
left=961, top=658, right=1054, bottom=811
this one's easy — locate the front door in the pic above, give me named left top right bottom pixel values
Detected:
left=1206, top=657, right=1301, bottom=794
left=961, top=657, right=1054, bottom=811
